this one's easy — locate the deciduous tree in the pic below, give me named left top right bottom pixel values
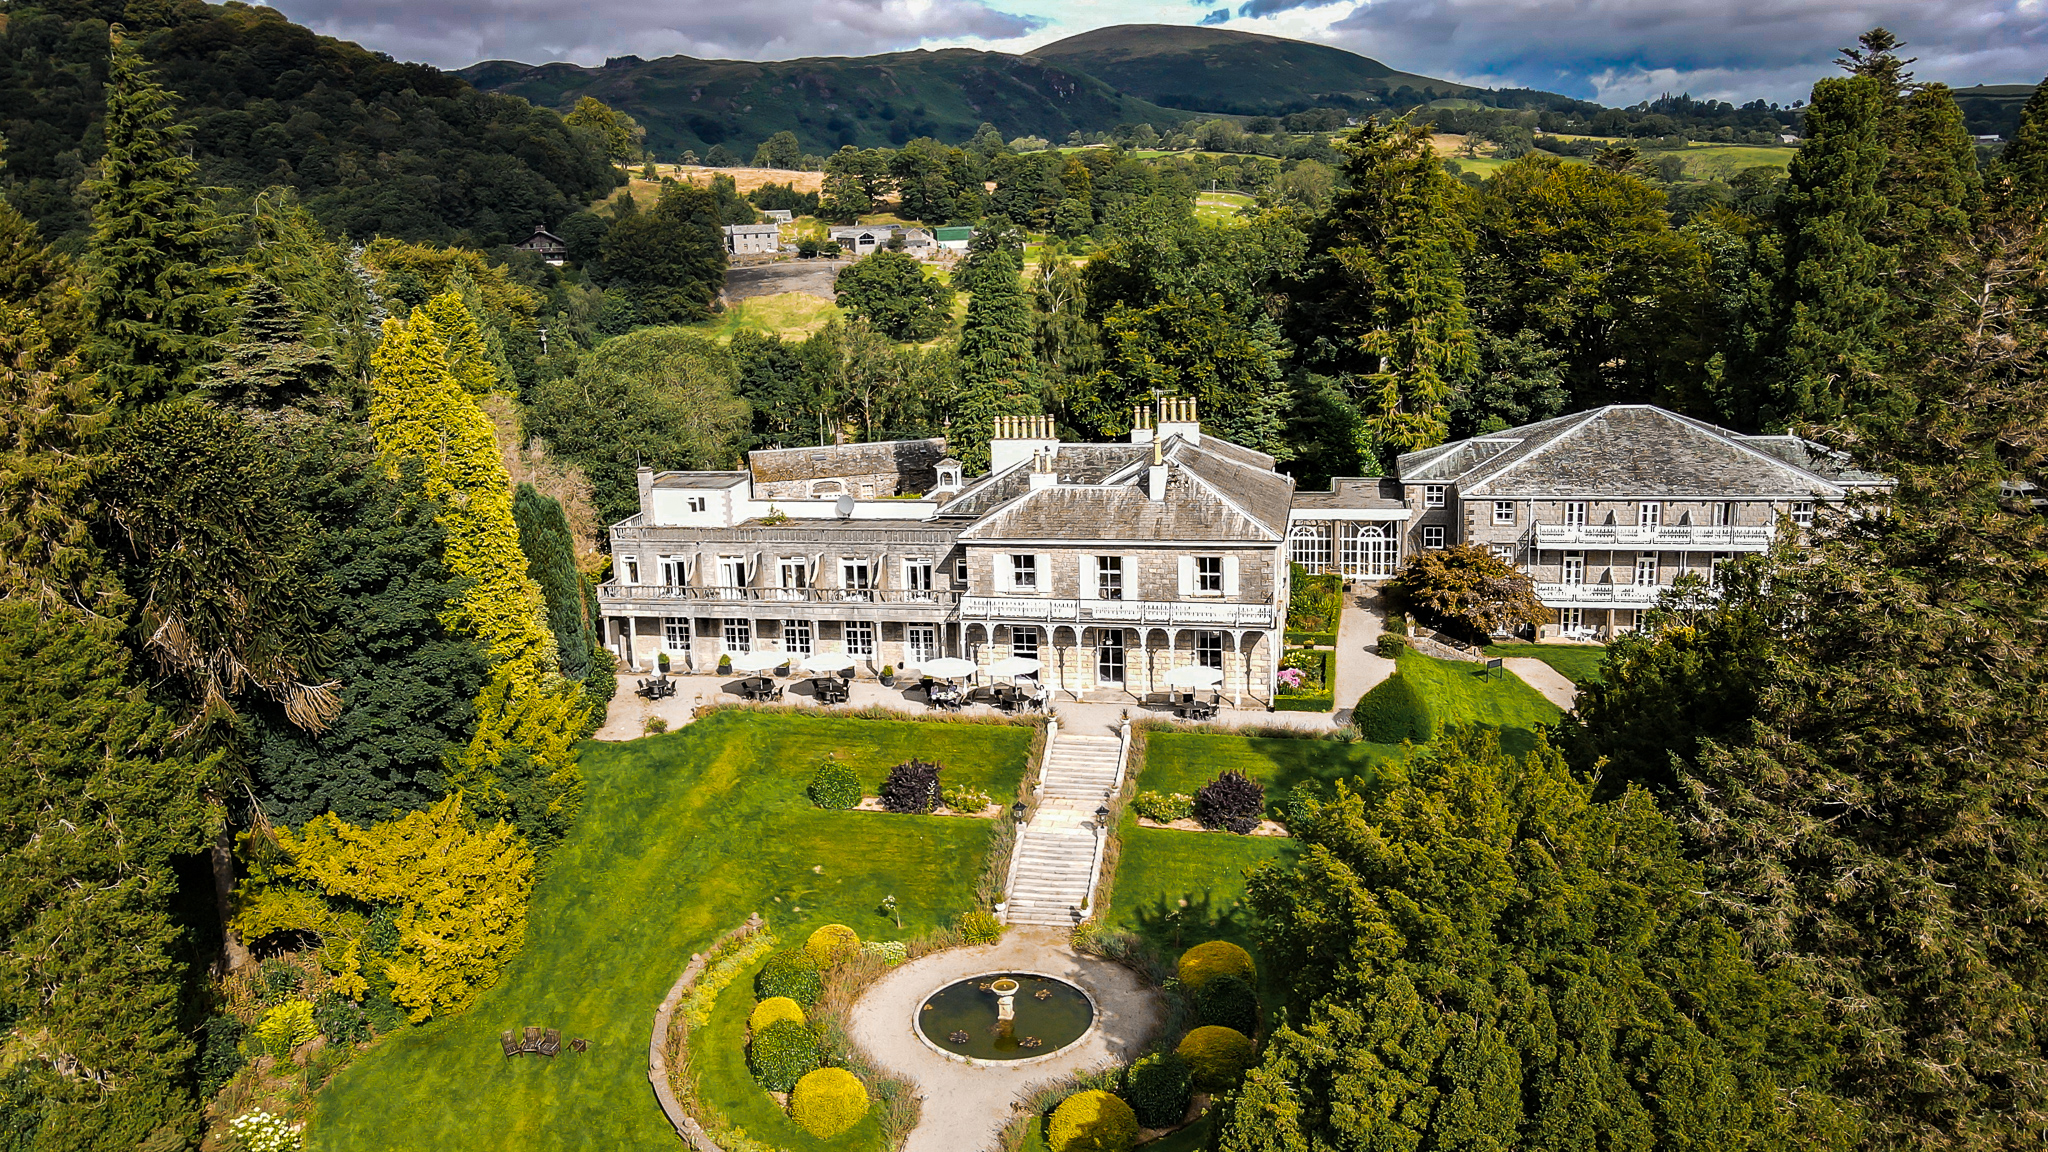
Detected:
left=833, top=251, right=955, bottom=341
left=1385, top=543, right=1546, bottom=638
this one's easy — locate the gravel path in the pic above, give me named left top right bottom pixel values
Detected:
left=846, top=929, right=1163, bottom=1152
left=1331, top=587, right=1395, bottom=721
left=1501, top=658, right=1580, bottom=711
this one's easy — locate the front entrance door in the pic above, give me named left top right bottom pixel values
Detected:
left=1341, top=524, right=1398, bottom=578
left=1096, top=629, right=1125, bottom=685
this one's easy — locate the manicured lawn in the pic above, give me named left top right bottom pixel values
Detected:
left=1483, top=642, right=1608, bottom=686
left=1395, top=649, right=1561, bottom=752
left=309, top=712, right=1031, bottom=1151
left=1138, top=731, right=1394, bottom=818
left=1678, top=143, right=1797, bottom=179
left=1105, top=824, right=1295, bottom=961
left=1195, top=191, right=1253, bottom=224
left=696, top=951, right=886, bottom=1151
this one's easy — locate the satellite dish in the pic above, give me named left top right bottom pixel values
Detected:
left=835, top=494, right=856, bottom=518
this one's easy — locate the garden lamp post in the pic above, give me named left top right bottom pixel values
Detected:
left=1011, top=801, right=1027, bottom=823
left=1095, top=803, right=1111, bottom=830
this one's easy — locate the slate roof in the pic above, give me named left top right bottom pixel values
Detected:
left=1737, top=436, right=1892, bottom=490
left=650, top=471, right=749, bottom=489
left=1291, top=478, right=1406, bottom=511
left=748, top=439, right=948, bottom=486
left=948, top=435, right=1291, bottom=543
left=1395, top=406, right=1873, bottom=498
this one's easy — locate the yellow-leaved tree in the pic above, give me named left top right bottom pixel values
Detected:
left=369, top=295, right=586, bottom=843
left=236, top=794, right=535, bottom=1021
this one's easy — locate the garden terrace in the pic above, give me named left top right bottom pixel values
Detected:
left=310, top=712, right=1031, bottom=1150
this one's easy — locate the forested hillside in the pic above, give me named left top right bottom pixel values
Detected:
left=0, top=0, right=619, bottom=249
left=458, top=48, right=1195, bottom=158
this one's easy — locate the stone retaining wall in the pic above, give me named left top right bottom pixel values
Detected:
left=648, top=913, right=765, bottom=1150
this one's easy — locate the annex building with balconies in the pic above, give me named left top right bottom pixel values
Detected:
left=1391, top=405, right=1888, bottom=639
left=597, top=398, right=1295, bottom=705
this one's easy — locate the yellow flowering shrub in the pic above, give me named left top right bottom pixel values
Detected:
left=749, top=996, right=806, bottom=1034
left=789, top=1068, right=868, bottom=1138
left=1047, top=1088, right=1138, bottom=1152
left=804, top=924, right=860, bottom=966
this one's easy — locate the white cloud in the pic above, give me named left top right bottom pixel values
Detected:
left=270, top=0, right=1046, bottom=69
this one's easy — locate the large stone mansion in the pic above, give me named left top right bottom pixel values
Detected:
left=597, top=400, right=1882, bottom=703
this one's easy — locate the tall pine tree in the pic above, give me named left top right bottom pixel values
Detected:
left=1999, top=72, right=2048, bottom=207
left=1772, top=75, right=1892, bottom=426
left=952, top=222, right=1038, bottom=472
left=83, top=29, right=228, bottom=408
left=1296, top=116, right=1476, bottom=460
left=512, top=483, right=592, bottom=684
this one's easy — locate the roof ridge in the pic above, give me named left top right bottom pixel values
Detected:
left=1167, top=441, right=1284, bottom=541
left=1459, top=407, right=1609, bottom=489
left=1649, top=409, right=1851, bottom=495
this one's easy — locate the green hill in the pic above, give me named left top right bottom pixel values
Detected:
left=459, top=48, right=1196, bottom=158
left=1952, top=83, right=2040, bottom=139
left=1029, top=23, right=1472, bottom=116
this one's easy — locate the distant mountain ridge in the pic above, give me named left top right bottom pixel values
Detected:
left=1031, top=23, right=1472, bottom=116
left=457, top=48, right=1196, bottom=158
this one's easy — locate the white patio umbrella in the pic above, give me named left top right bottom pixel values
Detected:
left=799, top=651, right=857, bottom=674
left=916, top=656, right=977, bottom=679
left=987, top=656, right=1043, bottom=678
left=1162, top=664, right=1224, bottom=688
left=729, top=650, right=788, bottom=673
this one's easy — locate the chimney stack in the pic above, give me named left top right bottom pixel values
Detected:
left=1130, top=404, right=1156, bottom=444
left=1028, top=448, right=1058, bottom=490
left=1157, top=395, right=1200, bottom=445
left=1147, top=436, right=1168, bottom=501
left=989, top=413, right=1059, bottom=474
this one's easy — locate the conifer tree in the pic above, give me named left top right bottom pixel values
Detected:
left=953, top=226, right=1038, bottom=471
left=369, top=295, right=585, bottom=845
left=1999, top=73, right=2048, bottom=206
left=1772, top=75, right=1892, bottom=426
left=1297, top=116, right=1476, bottom=458
left=83, top=30, right=228, bottom=408
left=513, top=483, right=592, bottom=684
left=199, top=277, right=339, bottom=406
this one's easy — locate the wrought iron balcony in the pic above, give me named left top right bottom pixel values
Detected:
left=1532, top=523, right=1774, bottom=550
left=598, top=583, right=958, bottom=607
left=960, top=596, right=1276, bottom=628
left=1534, top=582, right=1683, bottom=609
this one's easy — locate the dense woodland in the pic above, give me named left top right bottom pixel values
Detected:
left=0, top=6, right=2044, bottom=1149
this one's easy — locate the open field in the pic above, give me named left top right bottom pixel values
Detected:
left=684, top=291, right=843, bottom=341
left=1195, top=190, right=1254, bottom=223
left=1483, top=643, right=1608, bottom=686
left=1677, top=143, right=1798, bottom=179
left=310, top=712, right=1031, bottom=1151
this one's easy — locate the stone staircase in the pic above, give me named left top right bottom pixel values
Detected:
left=1003, top=733, right=1124, bottom=927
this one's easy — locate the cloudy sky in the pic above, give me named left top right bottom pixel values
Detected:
left=272, top=0, right=2047, bottom=105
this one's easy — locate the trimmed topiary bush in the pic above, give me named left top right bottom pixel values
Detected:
left=808, top=758, right=861, bottom=809
left=1376, top=632, right=1409, bottom=658
left=1124, top=1050, right=1192, bottom=1128
left=1193, top=770, right=1264, bottom=834
left=1133, top=790, right=1193, bottom=823
left=805, top=924, right=860, bottom=966
left=1047, top=1088, right=1139, bottom=1152
left=956, top=909, right=1002, bottom=944
left=755, top=948, right=824, bottom=1007
left=747, top=1019, right=819, bottom=1092
left=748, top=996, right=805, bottom=1034
left=1353, top=669, right=1433, bottom=743
left=880, top=759, right=942, bottom=813
left=1195, top=973, right=1260, bottom=1036
left=1177, top=940, right=1256, bottom=991
left=790, top=1067, right=869, bottom=1138
left=1176, top=1025, right=1256, bottom=1091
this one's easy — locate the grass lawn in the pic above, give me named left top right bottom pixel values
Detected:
left=309, top=712, right=1031, bottom=1152
left=1395, top=649, right=1561, bottom=752
left=1138, top=732, right=1394, bottom=818
left=1195, top=190, right=1253, bottom=224
left=1104, top=823, right=1295, bottom=960
left=686, top=291, right=842, bottom=341
left=1484, top=643, right=1608, bottom=686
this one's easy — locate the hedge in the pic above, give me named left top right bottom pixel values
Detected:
left=1047, top=1088, right=1139, bottom=1152
left=1178, top=941, right=1256, bottom=991
left=755, top=949, right=823, bottom=1007
left=790, top=1067, right=868, bottom=1138
left=1124, top=1051, right=1192, bottom=1128
left=1195, top=973, right=1260, bottom=1036
left=1353, top=670, right=1433, bottom=743
left=805, top=924, right=860, bottom=966
left=747, top=1019, right=819, bottom=1091
left=1273, top=695, right=1334, bottom=713
left=748, top=996, right=805, bottom=1034
left=1176, top=1025, right=1256, bottom=1090
left=1284, top=630, right=1337, bottom=647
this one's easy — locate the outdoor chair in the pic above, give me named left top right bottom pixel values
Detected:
left=569, top=1037, right=589, bottom=1053
left=500, top=1031, right=519, bottom=1058
left=539, top=1028, right=561, bottom=1056
left=521, top=1026, right=542, bottom=1053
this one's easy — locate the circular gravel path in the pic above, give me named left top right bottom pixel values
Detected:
left=847, top=927, right=1163, bottom=1152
